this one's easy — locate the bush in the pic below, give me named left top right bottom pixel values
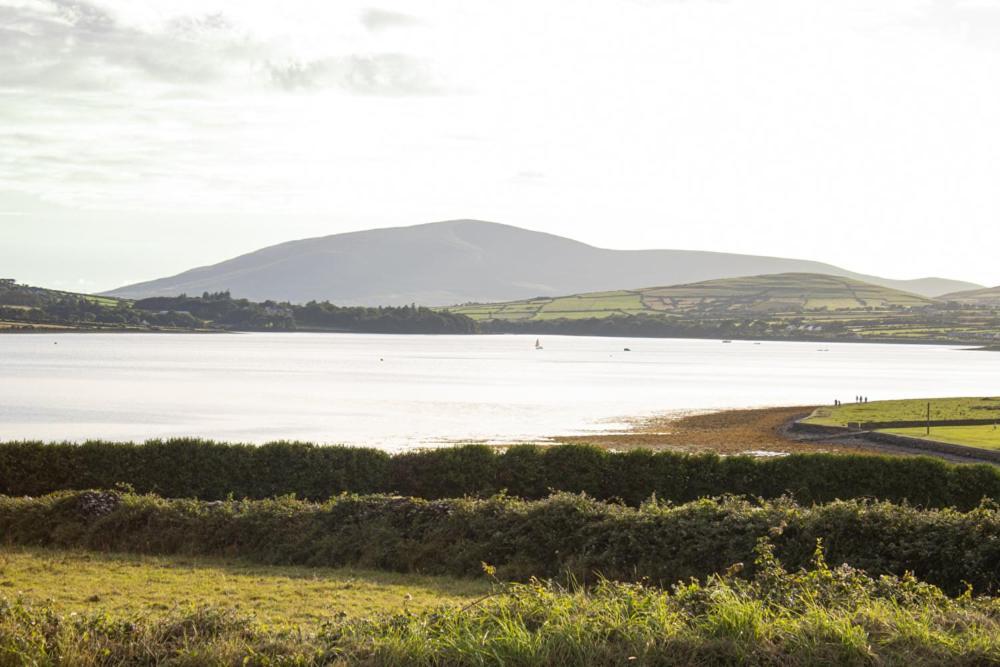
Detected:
left=4, top=491, right=1000, bottom=594
left=2, top=441, right=999, bottom=509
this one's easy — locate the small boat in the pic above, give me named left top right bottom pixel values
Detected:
left=535, top=338, right=543, bottom=350
left=623, top=347, right=631, bottom=352
left=722, top=340, right=732, bottom=344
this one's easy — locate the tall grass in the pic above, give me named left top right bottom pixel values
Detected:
left=3, top=544, right=999, bottom=665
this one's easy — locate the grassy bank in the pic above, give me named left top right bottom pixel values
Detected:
left=0, top=548, right=485, bottom=628
left=5, top=440, right=1000, bottom=509
left=805, top=397, right=1000, bottom=426
left=3, top=546, right=999, bottom=665
left=884, top=425, right=1000, bottom=450
left=6, top=491, right=1000, bottom=594
left=804, top=397, right=1000, bottom=450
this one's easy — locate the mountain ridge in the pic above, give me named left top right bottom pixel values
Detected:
left=105, top=220, right=981, bottom=305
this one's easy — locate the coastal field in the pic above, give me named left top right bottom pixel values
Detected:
left=882, top=424, right=1000, bottom=450
left=804, top=396, right=1000, bottom=426
left=801, top=396, right=1000, bottom=454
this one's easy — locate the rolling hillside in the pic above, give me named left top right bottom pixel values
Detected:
left=448, top=273, right=936, bottom=321
left=0, top=280, right=122, bottom=309
left=940, top=286, right=1000, bottom=307
left=104, top=220, right=978, bottom=305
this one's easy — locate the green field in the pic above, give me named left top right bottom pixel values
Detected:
left=448, top=273, right=936, bottom=322
left=942, top=285, right=1000, bottom=306
left=4, top=544, right=1000, bottom=664
left=458, top=290, right=648, bottom=320
left=882, top=425, right=1000, bottom=450
left=804, top=396, right=1000, bottom=426
left=447, top=273, right=1000, bottom=345
left=0, top=548, right=486, bottom=628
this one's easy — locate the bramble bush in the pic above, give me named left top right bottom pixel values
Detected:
left=3, top=490, right=1000, bottom=594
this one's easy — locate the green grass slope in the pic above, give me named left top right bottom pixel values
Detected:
left=804, top=396, right=1000, bottom=427
left=941, top=285, right=1000, bottom=306
left=449, top=273, right=936, bottom=321
left=0, top=280, right=123, bottom=308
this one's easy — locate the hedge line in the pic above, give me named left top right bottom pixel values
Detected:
left=2, top=440, right=999, bottom=509
left=4, top=490, right=1000, bottom=594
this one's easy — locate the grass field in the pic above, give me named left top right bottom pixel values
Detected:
left=805, top=396, right=1000, bottom=426
left=445, top=274, right=1000, bottom=345
left=0, top=548, right=487, bottom=628
left=5, top=550, right=1000, bottom=665
left=942, top=284, right=1000, bottom=306
left=882, top=425, right=1000, bottom=450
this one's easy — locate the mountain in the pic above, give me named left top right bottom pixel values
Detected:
left=447, top=273, right=936, bottom=321
left=104, top=220, right=979, bottom=305
left=939, top=285, right=1000, bottom=306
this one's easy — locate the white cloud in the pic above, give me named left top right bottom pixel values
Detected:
left=0, top=0, right=445, bottom=94
left=266, top=54, right=444, bottom=95
left=360, top=8, right=421, bottom=32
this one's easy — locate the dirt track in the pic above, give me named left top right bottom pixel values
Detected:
left=555, top=406, right=999, bottom=463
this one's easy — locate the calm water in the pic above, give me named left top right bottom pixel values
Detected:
left=1, top=333, right=998, bottom=448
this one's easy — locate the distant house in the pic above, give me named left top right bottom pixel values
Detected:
left=0, top=279, right=15, bottom=287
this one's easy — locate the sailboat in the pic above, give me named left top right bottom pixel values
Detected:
left=535, top=338, right=543, bottom=350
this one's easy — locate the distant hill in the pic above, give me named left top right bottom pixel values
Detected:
left=104, top=220, right=979, bottom=305
left=940, top=286, right=1000, bottom=307
left=0, top=280, right=121, bottom=308
left=447, top=273, right=936, bottom=321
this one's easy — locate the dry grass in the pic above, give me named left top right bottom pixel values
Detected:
left=0, top=547, right=487, bottom=628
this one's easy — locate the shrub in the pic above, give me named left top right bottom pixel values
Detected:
left=4, top=491, right=1000, bottom=594
left=2, top=440, right=999, bottom=509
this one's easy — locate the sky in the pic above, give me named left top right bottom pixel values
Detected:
left=2, top=0, right=999, bottom=293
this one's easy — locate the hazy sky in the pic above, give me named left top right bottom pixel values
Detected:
left=2, top=0, right=999, bottom=292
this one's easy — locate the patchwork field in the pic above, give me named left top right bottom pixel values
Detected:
left=941, top=285, right=1000, bottom=307
left=448, top=273, right=936, bottom=321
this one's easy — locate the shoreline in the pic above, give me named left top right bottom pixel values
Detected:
left=1, top=326, right=997, bottom=348
left=556, top=405, right=1000, bottom=464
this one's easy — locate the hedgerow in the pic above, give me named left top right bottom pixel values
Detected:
left=1, top=440, right=998, bottom=509
left=4, top=491, right=1000, bottom=595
